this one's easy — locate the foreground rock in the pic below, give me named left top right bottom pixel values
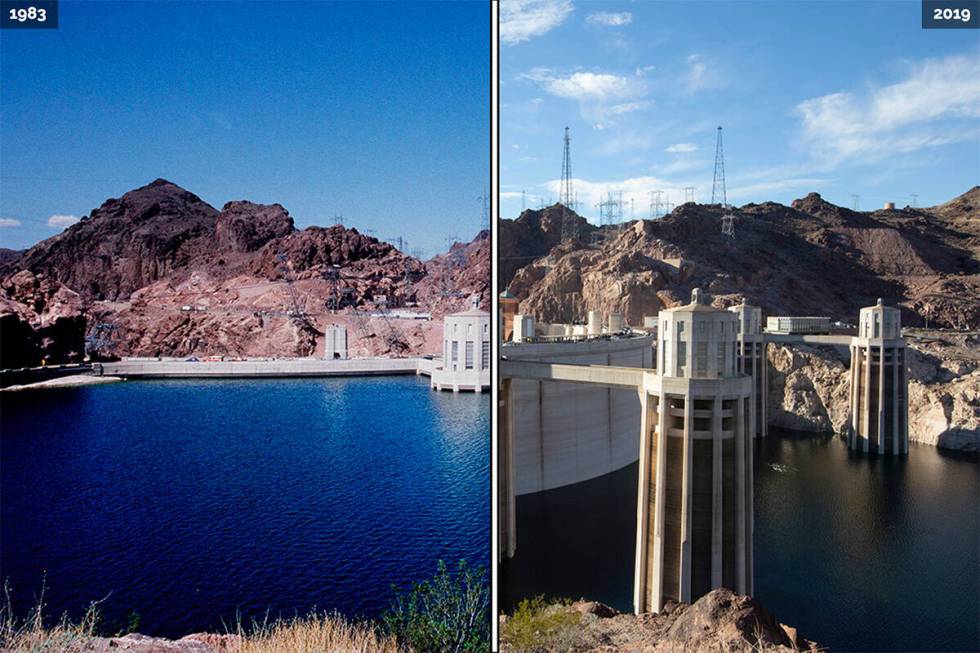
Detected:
left=81, top=633, right=241, bottom=652
left=499, top=588, right=818, bottom=652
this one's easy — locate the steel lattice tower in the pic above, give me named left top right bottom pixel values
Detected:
left=560, top=126, right=573, bottom=207
left=559, top=126, right=578, bottom=241
left=711, top=126, right=727, bottom=206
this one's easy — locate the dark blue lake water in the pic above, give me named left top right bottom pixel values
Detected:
left=1, top=377, right=489, bottom=637
left=501, top=430, right=980, bottom=653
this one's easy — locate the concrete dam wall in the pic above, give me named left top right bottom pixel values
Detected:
left=504, top=336, right=655, bottom=495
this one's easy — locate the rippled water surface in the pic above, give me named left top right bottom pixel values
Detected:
left=501, top=430, right=979, bottom=652
left=1, top=377, right=489, bottom=637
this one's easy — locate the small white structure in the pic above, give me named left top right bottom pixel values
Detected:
left=431, top=300, right=490, bottom=393
left=512, top=314, right=535, bottom=342
left=323, top=325, right=348, bottom=360
left=765, top=316, right=831, bottom=334
left=849, top=299, right=908, bottom=454
left=609, top=313, right=625, bottom=333
left=588, top=310, right=601, bottom=336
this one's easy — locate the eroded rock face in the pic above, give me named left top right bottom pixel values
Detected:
left=214, top=201, right=294, bottom=253
left=0, top=270, right=86, bottom=367
left=767, top=344, right=850, bottom=434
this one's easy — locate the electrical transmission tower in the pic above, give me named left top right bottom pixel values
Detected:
left=711, top=126, right=727, bottom=206
left=910, top=193, right=919, bottom=208
left=521, top=190, right=526, bottom=212
left=479, top=186, right=490, bottom=231
left=851, top=194, right=860, bottom=211
left=649, top=190, right=664, bottom=219
left=334, top=213, right=344, bottom=226
left=559, top=126, right=578, bottom=242
left=560, top=126, right=573, bottom=207
left=684, top=187, right=696, bottom=204
left=721, top=214, right=735, bottom=238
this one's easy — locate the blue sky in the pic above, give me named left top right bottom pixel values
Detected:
left=0, top=1, right=489, bottom=255
left=500, top=0, right=979, bottom=221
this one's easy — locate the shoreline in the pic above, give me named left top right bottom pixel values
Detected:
left=0, top=375, right=124, bottom=392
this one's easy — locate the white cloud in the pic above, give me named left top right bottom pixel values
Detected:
left=0, top=217, right=21, bottom=228
left=501, top=0, right=573, bottom=45
left=665, top=143, right=697, bottom=154
left=586, top=11, right=632, bottom=27
left=796, top=52, right=980, bottom=165
left=48, top=214, right=80, bottom=228
left=728, top=178, right=828, bottom=201
left=520, top=68, right=648, bottom=129
left=634, top=65, right=656, bottom=76
left=501, top=191, right=525, bottom=199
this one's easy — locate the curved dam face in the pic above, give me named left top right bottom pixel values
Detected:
left=504, top=335, right=655, bottom=495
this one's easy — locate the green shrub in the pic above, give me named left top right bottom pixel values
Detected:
left=499, top=596, right=582, bottom=653
left=382, top=560, right=490, bottom=653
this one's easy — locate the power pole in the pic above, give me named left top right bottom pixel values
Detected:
left=479, top=185, right=489, bottom=231
left=711, top=126, right=727, bottom=206
left=851, top=194, right=860, bottom=211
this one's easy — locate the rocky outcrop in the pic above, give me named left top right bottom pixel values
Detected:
left=767, top=343, right=850, bottom=434
left=79, top=632, right=241, bottom=652
left=499, top=588, right=818, bottom=652
left=214, top=201, right=294, bottom=254
left=0, top=270, right=86, bottom=368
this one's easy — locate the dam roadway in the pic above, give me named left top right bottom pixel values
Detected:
left=96, top=358, right=430, bottom=379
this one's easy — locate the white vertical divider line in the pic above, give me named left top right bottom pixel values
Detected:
left=490, top=0, right=500, bottom=649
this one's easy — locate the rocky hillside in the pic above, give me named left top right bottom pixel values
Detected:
left=501, top=188, right=979, bottom=329
left=499, top=588, right=818, bottom=652
left=0, top=180, right=488, bottom=365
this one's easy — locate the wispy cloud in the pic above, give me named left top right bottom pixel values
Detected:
left=520, top=67, right=648, bottom=129
left=728, top=178, right=828, bottom=201
left=796, top=51, right=980, bottom=166
left=48, top=214, right=80, bottom=228
left=0, top=217, right=21, bottom=228
left=501, top=0, right=573, bottom=45
left=665, top=143, right=697, bottom=154
left=586, top=11, right=632, bottom=27
left=684, top=54, right=725, bottom=94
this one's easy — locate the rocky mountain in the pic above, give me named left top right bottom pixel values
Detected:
left=0, top=180, right=488, bottom=365
left=501, top=188, right=979, bottom=330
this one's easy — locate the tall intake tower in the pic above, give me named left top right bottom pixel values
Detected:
left=729, top=302, right=767, bottom=437
left=849, top=299, right=908, bottom=454
left=634, top=289, right=754, bottom=614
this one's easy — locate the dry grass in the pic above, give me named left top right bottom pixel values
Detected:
left=236, top=612, right=399, bottom=653
left=0, top=583, right=399, bottom=653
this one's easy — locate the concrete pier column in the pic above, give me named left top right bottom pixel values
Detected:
left=498, top=377, right=517, bottom=560
left=892, top=347, right=899, bottom=455
left=862, top=344, right=872, bottom=452
left=735, top=395, right=746, bottom=592
left=711, top=394, right=723, bottom=588
left=633, top=389, right=654, bottom=613
left=679, top=397, right=694, bottom=602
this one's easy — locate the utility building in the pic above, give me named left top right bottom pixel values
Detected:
left=323, top=325, right=348, bottom=360
left=635, top=289, right=754, bottom=613
left=849, top=299, right=908, bottom=454
left=729, top=303, right=767, bottom=437
left=431, top=299, right=491, bottom=392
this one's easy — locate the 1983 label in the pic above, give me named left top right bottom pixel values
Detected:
left=922, top=0, right=979, bottom=28
left=0, top=0, right=57, bottom=28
